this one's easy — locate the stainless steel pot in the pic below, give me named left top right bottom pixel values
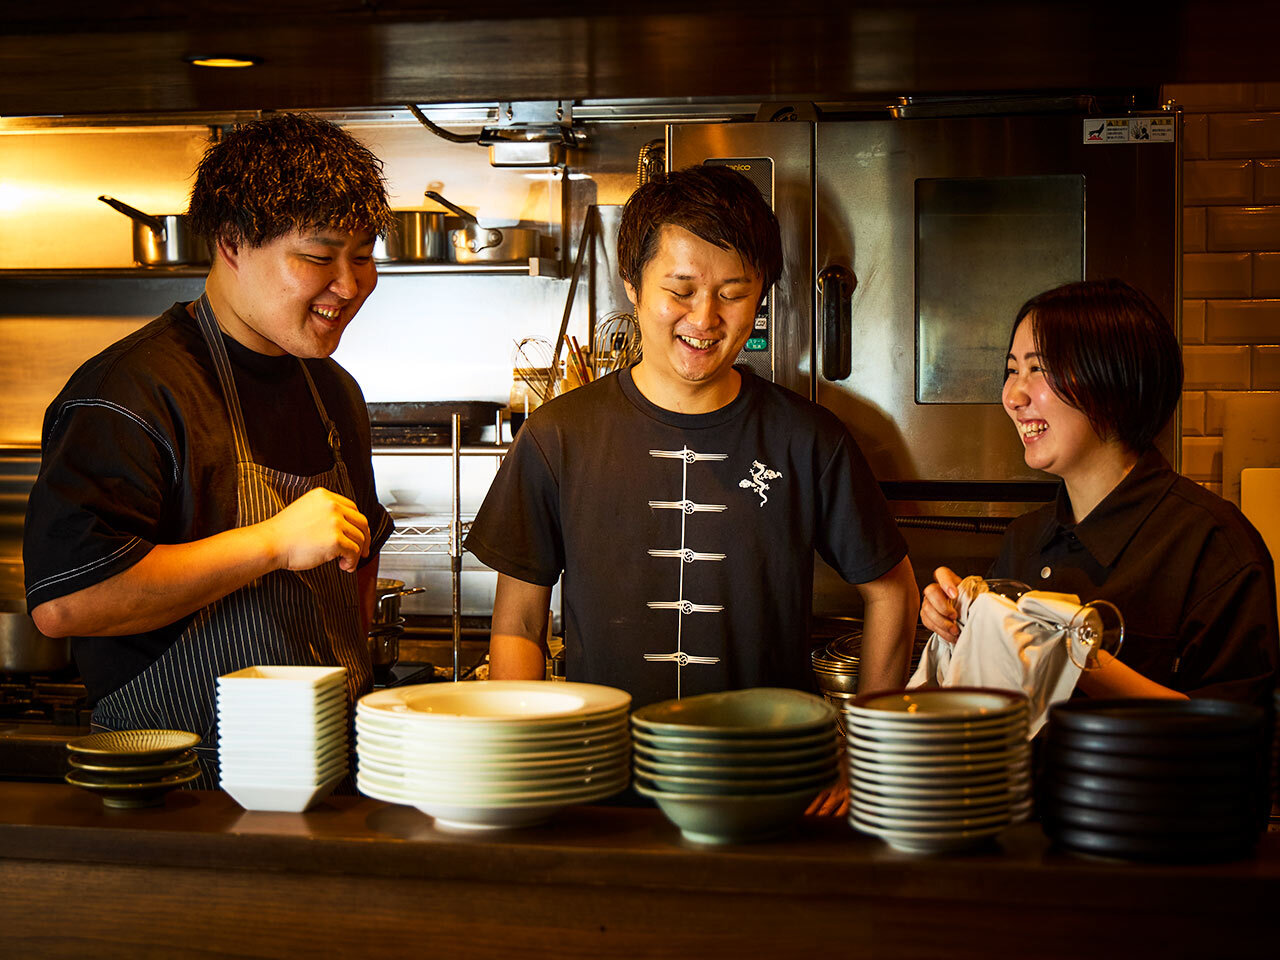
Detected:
left=0, top=600, right=70, bottom=673
left=423, top=190, right=540, bottom=264
left=98, top=195, right=210, bottom=266
left=368, top=617, right=405, bottom=683
left=372, top=207, right=449, bottom=263
left=373, top=578, right=426, bottom=625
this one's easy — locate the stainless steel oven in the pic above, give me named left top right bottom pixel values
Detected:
left=668, top=108, right=1180, bottom=603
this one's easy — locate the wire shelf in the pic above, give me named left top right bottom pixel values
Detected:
left=384, top=518, right=473, bottom=555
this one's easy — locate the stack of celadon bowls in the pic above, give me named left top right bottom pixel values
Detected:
left=355, top=680, right=631, bottom=830
left=631, top=688, right=840, bottom=844
left=847, top=687, right=1031, bottom=854
left=217, top=665, right=349, bottom=812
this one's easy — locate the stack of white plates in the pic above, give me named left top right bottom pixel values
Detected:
left=355, top=680, right=631, bottom=831
left=217, top=665, right=349, bottom=812
left=847, top=687, right=1031, bottom=854
left=631, top=688, right=840, bottom=844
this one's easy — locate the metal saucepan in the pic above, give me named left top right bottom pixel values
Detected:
left=98, top=195, right=210, bottom=266
left=373, top=578, right=426, bottom=626
left=372, top=202, right=449, bottom=263
left=0, top=600, right=70, bottom=673
left=423, top=190, right=540, bottom=264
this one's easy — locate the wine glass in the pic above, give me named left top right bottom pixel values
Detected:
left=1066, top=599, right=1125, bottom=670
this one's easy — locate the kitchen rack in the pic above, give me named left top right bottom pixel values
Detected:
left=376, top=418, right=509, bottom=680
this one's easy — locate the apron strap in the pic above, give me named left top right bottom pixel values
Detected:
left=192, top=293, right=254, bottom=464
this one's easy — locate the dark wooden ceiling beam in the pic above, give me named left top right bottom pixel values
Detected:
left=2, top=2, right=1277, bottom=118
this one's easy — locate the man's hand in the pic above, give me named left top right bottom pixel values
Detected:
left=259, top=487, right=370, bottom=573
left=806, top=740, right=849, bottom=817
left=920, top=566, right=963, bottom=642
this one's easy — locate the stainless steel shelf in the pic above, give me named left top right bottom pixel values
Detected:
left=372, top=444, right=509, bottom=457
left=0, top=258, right=562, bottom=280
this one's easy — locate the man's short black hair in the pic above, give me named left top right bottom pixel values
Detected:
left=617, top=164, right=783, bottom=294
left=187, top=112, right=394, bottom=247
left=1010, top=279, right=1183, bottom=453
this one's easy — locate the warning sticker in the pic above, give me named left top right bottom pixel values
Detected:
left=1147, top=116, right=1175, bottom=141
left=1083, top=117, right=1174, bottom=144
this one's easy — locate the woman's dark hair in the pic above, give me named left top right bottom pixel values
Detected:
left=617, top=164, right=783, bottom=294
left=188, top=112, right=394, bottom=247
left=1010, top=279, right=1182, bottom=453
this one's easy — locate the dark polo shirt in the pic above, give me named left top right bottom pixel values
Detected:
left=991, top=447, right=1279, bottom=705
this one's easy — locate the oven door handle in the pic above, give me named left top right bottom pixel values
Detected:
left=817, top=264, right=856, bottom=381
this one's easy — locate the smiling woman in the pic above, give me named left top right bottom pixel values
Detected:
left=922, top=280, right=1279, bottom=706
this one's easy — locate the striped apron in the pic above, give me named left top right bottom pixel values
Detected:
left=91, top=294, right=372, bottom=788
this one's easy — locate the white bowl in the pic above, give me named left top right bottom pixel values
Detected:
left=846, top=715, right=1027, bottom=740
left=357, top=761, right=629, bottom=802
left=221, top=770, right=345, bottom=812
left=848, top=741, right=1029, bottom=768
left=218, top=665, right=346, bottom=694
left=847, top=688, right=1027, bottom=722
left=357, top=736, right=629, bottom=772
left=358, top=681, right=630, bottom=726
left=850, top=772, right=1030, bottom=803
left=356, top=771, right=628, bottom=829
left=849, top=812, right=1013, bottom=854
left=849, top=759, right=1030, bottom=788
left=220, top=752, right=348, bottom=784
left=355, top=715, right=630, bottom=754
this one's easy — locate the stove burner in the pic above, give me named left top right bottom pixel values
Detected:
left=0, top=674, right=91, bottom=726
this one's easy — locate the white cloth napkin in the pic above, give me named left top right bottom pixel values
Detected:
left=909, top=580, right=1094, bottom=738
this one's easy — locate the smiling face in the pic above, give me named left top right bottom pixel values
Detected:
left=211, top=227, right=378, bottom=357
left=1002, top=315, right=1112, bottom=482
left=624, top=224, right=763, bottom=413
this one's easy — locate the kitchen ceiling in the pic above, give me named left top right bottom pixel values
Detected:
left=1, top=0, right=1278, bottom=117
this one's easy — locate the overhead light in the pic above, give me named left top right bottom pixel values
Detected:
left=185, top=55, right=259, bottom=69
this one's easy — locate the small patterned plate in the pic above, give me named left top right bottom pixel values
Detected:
left=66, top=729, right=201, bottom=765
left=65, top=767, right=201, bottom=809
left=68, top=749, right=198, bottom=777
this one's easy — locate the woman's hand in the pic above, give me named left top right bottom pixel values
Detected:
left=920, top=566, right=963, bottom=642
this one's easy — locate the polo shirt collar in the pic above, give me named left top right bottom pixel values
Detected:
left=1033, top=447, right=1177, bottom=567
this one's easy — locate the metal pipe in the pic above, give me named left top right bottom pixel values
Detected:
left=451, top=413, right=463, bottom=681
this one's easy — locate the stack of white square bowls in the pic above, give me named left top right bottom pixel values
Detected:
left=631, top=688, right=840, bottom=844
left=217, top=665, right=350, bottom=812
left=847, top=688, right=1031, bottom=854
left=354, top=680, right=631, bottom=831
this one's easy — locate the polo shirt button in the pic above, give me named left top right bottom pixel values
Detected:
left=1040, top=566, right=1051, bottom=579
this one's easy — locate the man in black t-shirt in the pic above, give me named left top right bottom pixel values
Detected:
left=23, top=115, right=396, bottom=764
left=466, top=167, right=920, bottom=809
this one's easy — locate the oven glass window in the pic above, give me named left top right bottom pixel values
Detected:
left=916, top=176, right=1084, bottom=403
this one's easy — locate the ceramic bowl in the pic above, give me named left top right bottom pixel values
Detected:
left=222, top=770, right=346, bottom=812
left=632, top=727, right=836, bottom=754
left=635, top=766, right=836, bottom=796
left=65, top=766, right=200, bottom=808
left=634, top=748, right=838, bottom=781
left=634, top=778, right=823, bottom=844
left=66, top=729, right=201, bottom=767
left=631, top=739, right=837, bottom=767
left=631, top=688, right=836, bottom=739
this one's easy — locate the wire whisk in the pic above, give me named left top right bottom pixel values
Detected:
left=594, top=312, right=642, bottom=377
left=512, top=336, right=559, bottom=404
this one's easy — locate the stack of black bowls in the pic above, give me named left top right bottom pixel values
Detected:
left=1040, top=698, right=1271, bottom=862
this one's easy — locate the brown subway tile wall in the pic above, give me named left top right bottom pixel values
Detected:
left=1184, top=206, right=1206, bottom=251
left=1257, top=160, right=1280, bottom=202
left=1182, top=391, right=1205, bottom=435
left=1184, top=160, right=1252, bottom=205
left=1182, top=252, right=1251, bottom=298
left=1165, top=81, right=1280, bottom=488
left=1183, top=299, right=1206, bottom=342
left=1183, top=113, right=1209, bottom=160
left=1256, top=253, right=1280, bottom=296
left=1205, top=299, right=1280, bottom=342
left=1206, top=206, right=1280, bottom=250
left=1181, top=437, right=1224, bottom=481
left=1255, top=346, right=1280, bottom=388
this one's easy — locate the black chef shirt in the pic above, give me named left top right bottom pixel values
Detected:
left=23, top=302, right=392, bottom=702
left=990, top=447, right=1279, bottom=705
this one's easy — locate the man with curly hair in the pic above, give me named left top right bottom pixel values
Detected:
left=23, top=114, right=396, bottom=786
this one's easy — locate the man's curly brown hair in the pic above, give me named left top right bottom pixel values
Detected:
left=187, top=113, right=394, bottom=247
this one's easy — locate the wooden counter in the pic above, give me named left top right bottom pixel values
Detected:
left=1, top=782, right=1277, bottom=959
